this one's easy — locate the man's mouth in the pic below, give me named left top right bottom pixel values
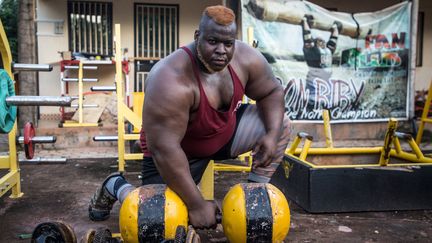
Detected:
left=212, top=59, right=226, bottom=65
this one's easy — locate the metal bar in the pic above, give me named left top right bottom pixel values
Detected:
left=8, top=121, right=23, bottom=198
left=72, top=4, right=76, bottom=52
left=174, top=7, right=177, bottom=50
left=115, top=24, right=126, bottom=172
left=124, top=134, right=140, bottom=140
left=20, top=157, right=67, bottom=164
left=407, top=137, right=425, bottom=159
left=379, top=118, right=398, bottom=166
left=17, top=136, right=56, bottom=144
left=158, top=7, right=161, bottom=58
left=64, top=65, right=98, bottom=70
left=93, top=135, right=118, bottom=141
left=105, top=4, right=108, bottom=55
left=13, top=63, right=53, bottom=72
left=6, top=96, right=76, bottom=106
left=322, top=109, right=333, bottom=148
left=152, top=6, right=155, bottom=57
left=70, top=104, right=98, bottom=108
left=62, top=78, right=98, bottom=82
left=287, top=135, right=302, bottom=154
left=78, top=62, right=84, bottom=123
left=299, top=139, right=313, bottom=160
left=291, top=147, right=383, bottom=155
left=393, top=137, right=402, bottom=154
left=416, top=81, right=432, bottom=144
left=91, top=86, right=116, bottom=91
left=147, top=6, right=150, bottom=58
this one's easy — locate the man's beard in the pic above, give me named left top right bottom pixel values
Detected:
left=196, top=40, right=216, bottom=74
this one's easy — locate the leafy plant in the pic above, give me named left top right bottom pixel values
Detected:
left=0, top=0, right=18, bottom=61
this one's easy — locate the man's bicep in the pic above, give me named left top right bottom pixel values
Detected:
left=143, top=85, right=190, bottom=152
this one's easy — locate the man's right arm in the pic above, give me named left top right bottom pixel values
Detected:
left=143, top=63, right=217, bottom=228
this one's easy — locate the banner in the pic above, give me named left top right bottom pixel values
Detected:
left=242, top=0, right=412, bottom=122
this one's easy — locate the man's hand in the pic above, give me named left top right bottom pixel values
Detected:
left=188, top=200, right=218, bottom=229
left=302, top=14, right=315, bottom=28
left=252, top=133, right=278, bottom=169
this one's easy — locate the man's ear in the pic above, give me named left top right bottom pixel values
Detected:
left=194, top=30, right=200, bottom=41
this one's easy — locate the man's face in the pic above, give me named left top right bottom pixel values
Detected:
left=195, top=19, right=236, bottom=73
left=316, top=38, right=326, bottom=49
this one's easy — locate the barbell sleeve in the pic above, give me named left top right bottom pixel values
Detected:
left=62, top=78, right=98, bottom=82
left=13, top=63, right=53, bottom=72
left=91, top=86, right=116, bottom=91
left=64, top=65, right=98, bottom=70
left=20, top=157, right=67, bottom=163
left=93, top=135, right=118, bottom=141
left=17, top=136, right=57, bottom=144
left=6, top=96, right=77, bottom=106
left=70, top=104, right=99, bottom=108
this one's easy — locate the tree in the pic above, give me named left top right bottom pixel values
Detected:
left=0, top=0, right=18, bottom=61
left=17, top=0, right=37, bottom=126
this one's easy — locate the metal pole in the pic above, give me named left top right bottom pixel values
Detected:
left=64, top=65, right=98, bottom=70
left=93, top=135, right=118, bottom=141
left=91, top=86, right=116, bottom=91
left=17, top=136, right=57, bottom=144
left=12, top=63, right=53, bottom=72
left=6, top=96, right=77, bottom=106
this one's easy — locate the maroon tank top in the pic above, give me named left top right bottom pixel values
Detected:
left=140, top=46, right=245, bottom=158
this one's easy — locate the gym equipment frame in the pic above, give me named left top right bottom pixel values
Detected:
left=270, top=111, right=432, bottom=213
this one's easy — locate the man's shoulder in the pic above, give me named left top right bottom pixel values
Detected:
left=146, top=48, right=196, bottom=91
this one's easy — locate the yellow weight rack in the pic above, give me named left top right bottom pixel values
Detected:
left=0, top=19, right=23, bottom=199
left=416, top=81, right=432, bottom=144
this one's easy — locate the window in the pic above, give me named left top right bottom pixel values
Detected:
left=135, top=4, right=179, bottom=59
left=68, top=1, right=113, bottom=56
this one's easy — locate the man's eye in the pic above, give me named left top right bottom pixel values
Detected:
left=208, top=39, right=216, bottom=44
left=225, top=42, right=233, bottom=47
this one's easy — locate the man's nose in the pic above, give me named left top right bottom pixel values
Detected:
left=215, top=43, right=226, bottom=54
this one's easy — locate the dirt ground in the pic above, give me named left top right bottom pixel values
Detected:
left=1, top=158, right=432, bottom=242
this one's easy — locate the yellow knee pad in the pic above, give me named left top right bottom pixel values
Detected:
left=119, top=184, right=188, bottom=242
left=222, top=183, right=290, bottom=243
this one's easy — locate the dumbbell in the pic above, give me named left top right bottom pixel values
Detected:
left=17, top=122, right=57, bottom=159
left=110, top=183, right=290, bottom=243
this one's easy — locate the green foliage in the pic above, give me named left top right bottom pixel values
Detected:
left=0, top=0, right=18, bottom=61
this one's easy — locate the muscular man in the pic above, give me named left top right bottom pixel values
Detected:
left=302, top=14, right=341, bottom=109
left=88, top=5, right=290, bottom=229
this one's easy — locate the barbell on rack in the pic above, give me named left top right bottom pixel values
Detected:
left=12, top=63, right=53, bottom=72
left=93, top=135, right=118, bottom=142
left=90, top=86, right=116, bottom=92
left=17, top=122, right=57, bottom=159
left=62, top=77, right=98, bottom=82
left=6, top=96, right=77, bottom=106
left=0, top=68, right=78, bottom=133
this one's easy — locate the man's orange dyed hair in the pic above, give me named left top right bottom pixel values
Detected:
left=203, top=5, right=235, bottom=26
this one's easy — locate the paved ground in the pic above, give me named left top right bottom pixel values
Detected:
left=1, top=155, right=432, bottom=242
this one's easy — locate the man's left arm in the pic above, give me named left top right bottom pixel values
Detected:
left=240, top=43, right=285, bottom=168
